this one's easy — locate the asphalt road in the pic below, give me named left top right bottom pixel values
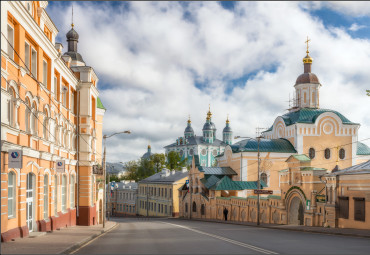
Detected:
left=73, top=217, right=370, bottom=254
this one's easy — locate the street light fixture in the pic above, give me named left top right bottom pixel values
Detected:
left=234, top=135, right=263, bottom=226
left=103, top=130, right=131, bottom=228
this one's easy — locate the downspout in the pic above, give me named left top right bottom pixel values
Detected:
left=76, top=83, right=80, bottom=219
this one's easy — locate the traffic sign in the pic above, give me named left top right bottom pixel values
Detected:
left=254, top=189, right=273, bottom=195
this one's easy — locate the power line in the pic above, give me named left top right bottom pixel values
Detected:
left=1, top=32, right=103, bottom=159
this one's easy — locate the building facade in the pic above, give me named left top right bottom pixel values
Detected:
left=138, top=168, right=188, bottom=217
left=107, top=181, right=138, bottom=217
left=1, top=1, right=105, bottom=242
left=164, top=111, right=232, bottom=167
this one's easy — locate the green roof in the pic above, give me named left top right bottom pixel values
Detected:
left=291, top=154, right=311, bottom=162
left=209, top=176, right=266, bottom=191
left=198, top=167, right=237, bottom=175
left=357, top=142, right=370, bottom=155
left=201, top=175, right=221, bottom=189
left=231, top=138, right=297, bottom=153
left=97, top=97, right=106, bottom=110
left=264, top=108, right=358, bottom=132
left=300, top=167, right=327, bottom=171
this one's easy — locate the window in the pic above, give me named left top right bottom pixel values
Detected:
left=71, top=91, right=75, bottom=114
left=338, top=196, right=349, bottom=219
left=201, top=204, right=205, bottom=215
left=165, top=205, right=167, bottom=214
left=70, top=175, right=75, bottom=208
left=54, top=77, right=58, bottom=99
left=261, top=173, right=268, bottom=186
left=7, top=24, right=14, bottom=59
left=192, top=202, right=197, bottom=212
left=91, top=176, right=94, bottom=206
left=324, top=148, right=331, bottom=159
left=165, top=188, right=167, bottom=198
left=8, top=87, right=16, bottom=128
left=25, top=98, right=31, bottom=133
left=309, top=148, right=315, bottom=159
left=61, top=175, right=67, bottom=212
left=62, top=88, right=67, bottom=107
left=43, top=60, right=48, bottom=87
left=31, top=48, right=37, bottom=78
left=44, top=174, right=48, bottom=219
left=354, top=197, right=365, bottom=221
left=339, top=148, right=345, bottom=160
left=43, top=109, right=49, bottom=140
left=31, top=103, right=37, bottom=136
left=8, top=172, right=16, bottom=218
left=54, top=175, right=58, bottom=216
left=25, top=42, right=30, bottom=69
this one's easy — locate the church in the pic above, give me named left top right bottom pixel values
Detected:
left=164, top=109, right=232, bottom=167
left=179, top=39, right=370, bottom=229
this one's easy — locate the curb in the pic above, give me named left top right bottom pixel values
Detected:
left=174, top=218, right=370, bottom=239
left=59, top=222, right=119, bottom=254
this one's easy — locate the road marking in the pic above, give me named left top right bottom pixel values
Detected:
left=69, top=223, right=119, bottom=254
left=160, top=221, right=278, bottom=255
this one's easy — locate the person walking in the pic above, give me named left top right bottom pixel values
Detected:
left=223, top=207, right=228, bottom=221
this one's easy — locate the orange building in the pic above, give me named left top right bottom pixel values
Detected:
left=1, top=1, right=105, bottom=242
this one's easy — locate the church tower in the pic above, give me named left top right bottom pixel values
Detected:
left=184, top=116, right=194, bottom=138
left=293, top=37, right=321, bottom=110
left=223, top=115, right=233, bottom=145
left=203, top=107, right=214, bottom=144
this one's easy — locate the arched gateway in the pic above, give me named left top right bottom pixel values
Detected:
left=288, top=196, right=304, bottom=225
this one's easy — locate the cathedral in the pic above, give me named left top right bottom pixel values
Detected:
left=164, top=108, right=232, bottom=167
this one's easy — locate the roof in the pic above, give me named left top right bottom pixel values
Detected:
left=264, top=108, right=358, bottom=132
left=290, top=154, right=311, bottom=162
left=198, top=167, right=237, bottom=175
left=164, top=136, right=227, bottom=148
left=357, top=142, right=370, bottom=155
left=300, top=167, right=326, bottom=171
left=139, top=170, right=188, bottom=184
left=325, top=160, right=370, bottom=177
left=207, top=176, right=266, bottom=191
left=63, top=51, right=85, bottom=63
left=231, top=138, right=297, bottom=153
left=295, top=72, right=319, bottom=85
left=97, top=97, right=106, bottom=110
left=200, top=175, right=221, bottom=189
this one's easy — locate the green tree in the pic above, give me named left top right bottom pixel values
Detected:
left=137, top=158, right=155, bottom=180
left=367, top=90, right=370, bottom=96
left=150, top=153, right=166, bottom=173
left=166, top=151, right=186, bottom=170
left=123, top=160, right=140, bottom=182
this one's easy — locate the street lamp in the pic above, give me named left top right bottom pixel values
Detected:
left=234, top=135, right=263, bottom=226
left=103, top=130, right=131, bottom=228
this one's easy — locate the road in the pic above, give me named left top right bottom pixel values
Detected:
left=73, top=217, right=370, bottom=254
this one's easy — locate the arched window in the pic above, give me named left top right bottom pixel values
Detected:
left=192, top=201, right=197, bottom=212
left=8, top=171, right=16, bottom=218
left=70, top=175, right=75, bottom=208
left=325, top=148, right=331, bottom=159
left=261, top=173, right=268, bottom=186
left=43, top=108, right=49, bottom=140
left=31, top=102, right=37, bottom=136
left=309, top=148, right=315, bottom=159
left=8, top=87, right=16, bottom=127
left=25, top=98, right=31, bottom=133
left=339, top=148, right=345, bottom=160
left=54, top=175, right=58, bottom=216
left=61, top=175, right=67, bottom=212
left=44, top=174, right=48, bottom=219
left=55, top=122, right=59, bottom=144
left=201, top=204, right=205, bottom=215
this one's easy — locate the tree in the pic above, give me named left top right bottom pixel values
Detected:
left=367, top=90, right=370, bottom=96
left=166, top=151, right=186, bottom=170
left=150, top=153, right=166, bottom=173
left=123, top=160, right=140, bottom=182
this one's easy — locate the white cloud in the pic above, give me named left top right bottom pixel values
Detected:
left=348, top=23, right=366, bottom=31
left=46, top=1, right=370, bottom=163
left=325, top=1, right=370, bottom=17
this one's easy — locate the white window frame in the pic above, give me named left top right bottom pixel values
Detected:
left=7, top=24, right=14, bottom=59
left=53, top=76, right=58, bottom=99
left=54, top=175, right=58, bottom=216
left=8, top=171, right=16, bottom=218
left=61, top=175, right=67, bottom=212
left=70, top=175, right=75, bottom=208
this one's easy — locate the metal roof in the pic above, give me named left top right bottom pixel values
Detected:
left=208, top=176, right=266, bottom=191
left=198, top=166, right=237, bottom=175
left=291, top=154, right=311, bottom=162
left=264, top=108, right=358, bottom=132
left=97, top=97, right=105, bottom=110
left=139, top=170, right=188, bottom=183
left=357, top=142, right=370, bottom=155
left=231, top=138, right=297, bottom=153
left=325, top=160, right=370, bottom=177
left=201, top=175, right=221, bottom=189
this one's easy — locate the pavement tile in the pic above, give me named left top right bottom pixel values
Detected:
left=2, top=221, right=117, bottom=254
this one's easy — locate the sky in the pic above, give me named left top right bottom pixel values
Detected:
left=45, top=1, right=370, bottom=163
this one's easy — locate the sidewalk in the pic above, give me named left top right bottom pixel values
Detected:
left=176, top=218, right=370, bottom=238
left=2, top=221, right=118, bottom=254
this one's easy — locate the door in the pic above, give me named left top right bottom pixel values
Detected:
left=26, top=173, right=34, bottom=232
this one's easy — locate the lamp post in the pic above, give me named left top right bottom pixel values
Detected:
left=103, top=130, right=131, bottom=228
left=234, top=135, right=263, bottom=226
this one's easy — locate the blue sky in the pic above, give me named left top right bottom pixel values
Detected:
left=46, top=1, right=370, bottom=162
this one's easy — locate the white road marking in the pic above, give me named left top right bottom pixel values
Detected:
left=160, top=221, right=278, bottom=255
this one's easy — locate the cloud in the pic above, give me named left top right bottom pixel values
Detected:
left=348, top=23, right=366, bottom=31
left=324, top=1, right=370, bottom=17
left=46, top=1, right=370, bottom=163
